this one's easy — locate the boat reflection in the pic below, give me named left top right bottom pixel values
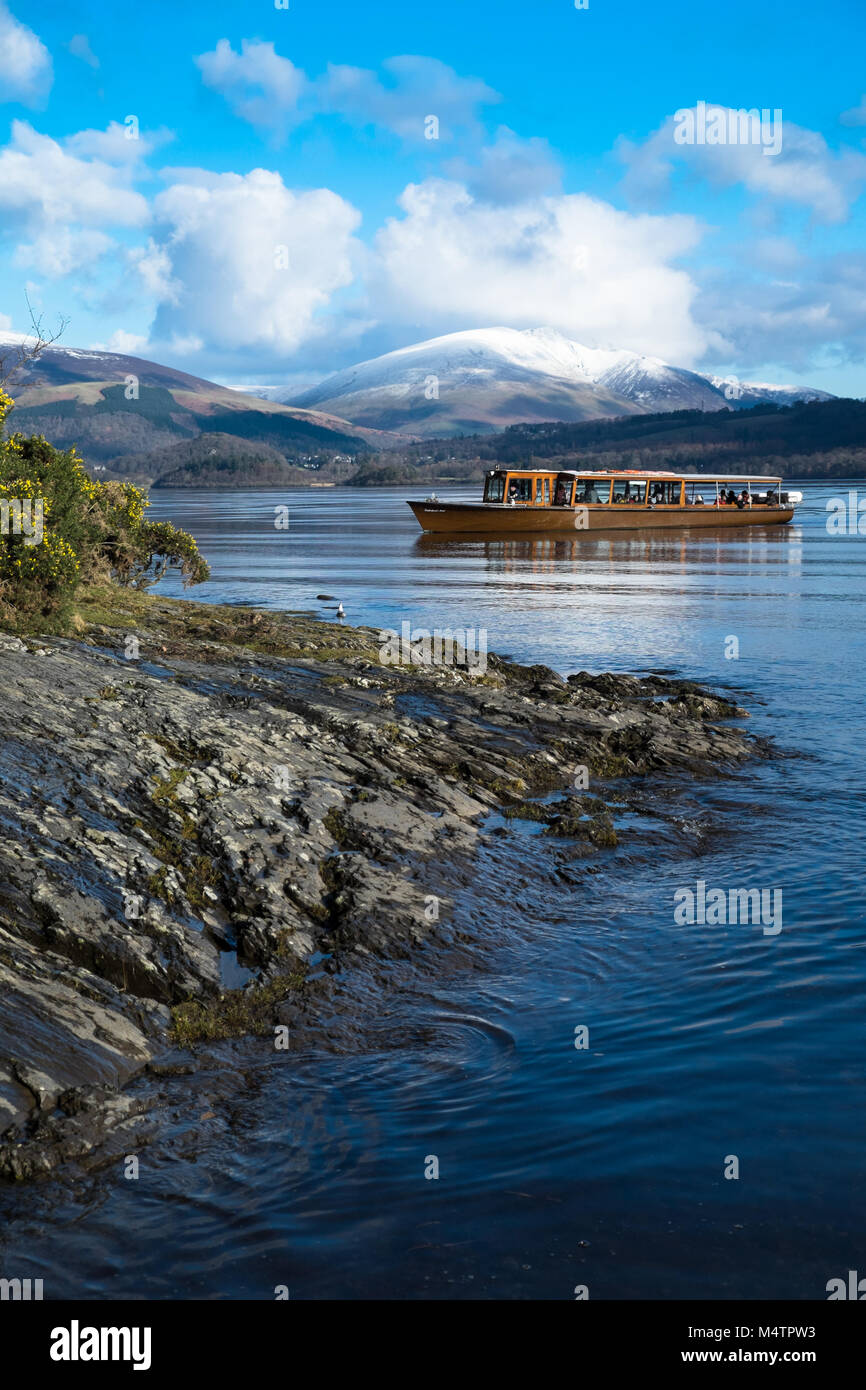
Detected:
left=414, top=525, right=804, bottom=574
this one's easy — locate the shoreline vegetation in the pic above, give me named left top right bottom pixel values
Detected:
left=0, top=582, right=772, bottom=1181
left=0, top=387, right=209, bottom=634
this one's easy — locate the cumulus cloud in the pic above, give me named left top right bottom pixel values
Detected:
left=65, top=121, right=172, bottom=165
left=195, top=41, right=498, bottom=142
left=0, top=3, right=52, bottom=106
left=3, top=82, right=858, bottom=387
left=444, top=127, right=562, bottom=204
left=144, top=169, right=362, bottom=357
left=0, top=121, right=152, bottom=278
left=103, top=330, right=148, bottom=354
left=0, top=121, right=150, bottom=229
left=620, top=105, right=866, bottom=223
left=128, top=239, right=176, bottom=302
left=696, top=250, right=866, bottom=368
left=319, top=55, right=498, bottom=141
left=369, top=178, right=715, bottom=364
left=195, top=40, right=307, bottom=135
left=13, top=227, right=113, bottom=276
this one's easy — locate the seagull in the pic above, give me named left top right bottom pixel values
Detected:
left=336, top=603, right=345, bottom=619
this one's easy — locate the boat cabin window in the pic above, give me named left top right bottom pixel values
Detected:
left=713, top=485, right=745, bottom=507
left=648, top=480, right=682, bottom=505
left=685, top=481, right=707, bottom=505
left=553, top=476, right=573, bottom=506
left=612, top=478, right=647, bottom=505
left=484, top=473, right=506, bottom=503
left=506, top=477, right=533, bottom=504
left=574, top=478, right=611, bottom=505
left=535, top=477, right=550, bottom=505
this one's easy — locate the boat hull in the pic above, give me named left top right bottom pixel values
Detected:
left=408, top=501, right=795, bottom=534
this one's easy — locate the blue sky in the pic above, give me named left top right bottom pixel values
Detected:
left=1, top=0, right=865, bottom=394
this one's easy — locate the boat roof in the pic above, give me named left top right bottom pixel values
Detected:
left=493, top=468, right=784, bottom=483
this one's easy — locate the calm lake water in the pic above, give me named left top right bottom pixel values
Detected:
left=2, top=481, right=864, bottom=1300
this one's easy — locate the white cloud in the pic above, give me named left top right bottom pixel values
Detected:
left=319, top=55, right=499, bottom=141
left=105, top=330, right=148, bottom=354
left=0, top=3, right=52, bottom=106
left=370, top=178, right=716, bottom=364
left=14, top=227, right=113, bottom=276
left=620, top=105, right=866, bottom=224
left=195, top=41, right=498, bottom=142
left=0, top=121, right=150, bottom=232
left=195, top=40, right=307, bottom=135
left=144, top=169, right=362, bottom=357
left=696, top=250, right=866, bottom=368
left=0, top=121, right=154, bottom=278
left=444, top=127, right=562, bottom=204
left=66, top=120, right=172, bottom=165
left=128, top=239, right=177, bottom=301
left=2, top=85, right=858, bottom=388
left=163, top=334, right=204, bottom=357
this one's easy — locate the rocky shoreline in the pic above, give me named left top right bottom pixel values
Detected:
left=0, top=591, right=770, bottom=1181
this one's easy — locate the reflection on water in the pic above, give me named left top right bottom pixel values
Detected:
left=0, top=480, right=863, bottom=1300
left=415, top=526, right=805, bottom=579
left=141, top=484, right=813, bottom=683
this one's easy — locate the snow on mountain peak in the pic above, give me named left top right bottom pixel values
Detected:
left=234, top=325, right=838, bottom=436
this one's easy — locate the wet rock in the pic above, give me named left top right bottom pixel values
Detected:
left=147, top=1050, right=198, bottom=1077
left=0, top=596, right=767, bottom=1178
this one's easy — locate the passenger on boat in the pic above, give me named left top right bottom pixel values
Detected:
left=737, top=489, right=749, bottom=509
left=575, top=481, right=601, bottom=504
left=727, top=489, right=738, bottom=506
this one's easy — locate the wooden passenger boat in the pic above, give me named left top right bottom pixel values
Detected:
left=408, top=468, right=800, bottom=534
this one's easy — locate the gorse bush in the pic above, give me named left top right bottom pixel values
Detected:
left=0, top=387, right=209, bottom=627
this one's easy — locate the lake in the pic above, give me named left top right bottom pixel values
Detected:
left=1, top=480, right=863, bottom=1299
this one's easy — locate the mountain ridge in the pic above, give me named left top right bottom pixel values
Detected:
left=285, top=326, right=834, bottom=436
left=0, top=335, right=408, bottom=478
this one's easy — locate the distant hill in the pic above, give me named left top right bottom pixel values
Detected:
left=118, top=434, right=346, bottom=488
left=487, top=397, right=866, bottom=464
left=351, top=398, right=866, bottom=484
left=0, top=335, right=406, bottom=483
left=285, top=326, right=834, bottom=436
left=2, top=335, right=858, bottom=487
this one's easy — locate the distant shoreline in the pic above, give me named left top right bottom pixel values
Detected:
left=145, top=474, right=866, bottom=490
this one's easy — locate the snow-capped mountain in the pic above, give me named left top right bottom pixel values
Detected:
left=699, top=374, right=835, bottom=409
left=285, top=327, right=834, bottom=436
